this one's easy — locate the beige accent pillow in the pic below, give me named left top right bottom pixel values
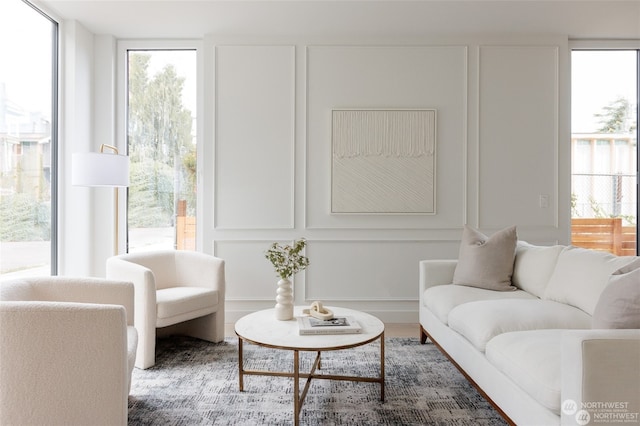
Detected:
left=592, top=258, right=640, bottom=329
left=452, top=225, right=518, bottom=291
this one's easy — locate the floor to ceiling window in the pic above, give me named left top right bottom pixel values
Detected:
left=571, top=49, right=638, bottom=255
left=0, top=0, right=58, bottom=278
left=122, top=46, right=198, bottom=252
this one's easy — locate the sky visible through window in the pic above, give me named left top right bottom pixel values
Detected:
left=572, top=50, right=637, bottom=133
left=0, top=0, right=53, bottom=120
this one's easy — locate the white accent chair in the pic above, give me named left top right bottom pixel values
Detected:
left=0, top=276, right=137, bottom=426
left=106, top=250, right=225, bottom=369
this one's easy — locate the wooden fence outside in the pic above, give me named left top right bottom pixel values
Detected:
left=571, top=218, right=637, bottom=256
left=176, top=200, right=196, bottom=251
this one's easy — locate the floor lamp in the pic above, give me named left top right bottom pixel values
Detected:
left=72, top=144, right=130, bottom=255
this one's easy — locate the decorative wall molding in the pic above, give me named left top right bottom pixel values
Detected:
left=215, top=239, right=304, bottom=302
left=303, top=239, right=454, bottom=301
left=205, top=38, right=567, bottom=323
left=213, top=44, right=296, bottom=230
left=305, top=44, right=468, bottom=229
left=476, top=45, right=560, bottom=229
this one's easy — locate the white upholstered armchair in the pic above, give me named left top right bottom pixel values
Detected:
left=0, top=276, right=137, bottom=426
left=106, top=250, right=225, bottom=369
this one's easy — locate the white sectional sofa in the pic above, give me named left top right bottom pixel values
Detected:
left=419, top=228, right=640, bottom=426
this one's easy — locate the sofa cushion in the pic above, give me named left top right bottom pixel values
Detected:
left=543, top=246, right=635, bottom=315
left=423, top=284, right=536, bottom=324
left=513, top=242, right=564, bottom=298
left=485, top=330, right=562, bottom=414
left=156, top=287, right=218, bottom=323
left=452, top=225, right=518, bottom=291
left=592, top=258, right=640, bottom=329
left=448, top=299, right=591, bottom=352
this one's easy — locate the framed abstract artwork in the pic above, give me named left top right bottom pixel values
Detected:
left=331, top=109, right=437, bottom=214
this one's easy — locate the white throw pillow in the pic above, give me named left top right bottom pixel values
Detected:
left=452, top=225, right=517, bottom=291
left=543, top=246, right=635, bottom=315
left=592, top=258, right=640, bottom=329
left=513, top=242, right=564, bottom=298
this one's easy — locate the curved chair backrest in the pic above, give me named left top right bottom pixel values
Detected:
left=110, top=251, right=178, bottom=290
left=0, top=276, right=135, bottom=325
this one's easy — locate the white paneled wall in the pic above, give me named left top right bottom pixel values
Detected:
left=214, top=45, right=296, bottom=230
left=207, top=37, right=569, bottom=323
left=306, top=45, right=467, bottom=229
left=305, top=240, right=449, bottom=301
left=214, top=240, right=284, bottom=302
left=477, top=46, right=560, bottom=229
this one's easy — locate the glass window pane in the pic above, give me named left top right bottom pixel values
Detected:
left=571, top=50, right=638, bottom=255
left=126, top=50, right=197, bottom=252
left=0, top=0, right=56, bottom=278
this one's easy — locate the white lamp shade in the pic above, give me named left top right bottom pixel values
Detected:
left=72, top=152, right=130, bottom=187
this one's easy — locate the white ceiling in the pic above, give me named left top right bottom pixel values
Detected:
left=33, top=0, right=640, bottom=40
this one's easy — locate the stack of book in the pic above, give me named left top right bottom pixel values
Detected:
left=297, top=316, right=362, bottom=335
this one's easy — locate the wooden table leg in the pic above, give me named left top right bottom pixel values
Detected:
left=294, top=350, right=300, bottom=426
left=380, top=332, right=385, bottom=401
left=238, top=337, right=244, bottom=391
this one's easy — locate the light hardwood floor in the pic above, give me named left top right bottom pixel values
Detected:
left=225, top=322, right=419, bottom=338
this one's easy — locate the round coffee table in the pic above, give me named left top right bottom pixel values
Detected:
left=235, top=306, right=385, bottom=426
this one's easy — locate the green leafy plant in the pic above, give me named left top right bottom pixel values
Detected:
left=265, top=238, right=310, bottom=280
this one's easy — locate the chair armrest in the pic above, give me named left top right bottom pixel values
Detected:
left=106, top=257, right=157, bottom=330
left=0, top=301, right=128, bottom=425
left=419, top=259, right=458, bottom=295
left=175, top=251, right=225, bottom=296
left=561, top=329, right=640, bottom=426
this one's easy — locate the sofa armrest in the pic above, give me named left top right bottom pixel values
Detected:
left=419, top=259, right=458, bottom=295
left=561, top=329, right=640, bottom=426
left=0, top=301, right=129, bottom=425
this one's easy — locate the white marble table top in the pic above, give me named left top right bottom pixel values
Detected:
left=234, top=306, right=384, bottom=351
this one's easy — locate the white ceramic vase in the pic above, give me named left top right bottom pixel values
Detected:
left=275, top=277, right=294, bottom=320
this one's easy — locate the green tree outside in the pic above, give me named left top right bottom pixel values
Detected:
left=127, top=52, right=196, bottom=229
left=595, top=96, right=636, bottom=134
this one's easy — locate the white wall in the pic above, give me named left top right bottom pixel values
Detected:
left=59, top=20, right=94, bottom=276
left=59, top=21, right=119, bottom=277
left=57, top=0, right=639, bottom=323
left=207, top=35, right=570, bottom=323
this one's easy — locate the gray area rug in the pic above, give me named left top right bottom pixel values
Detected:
left=128, top=336, right=507, bottom=425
